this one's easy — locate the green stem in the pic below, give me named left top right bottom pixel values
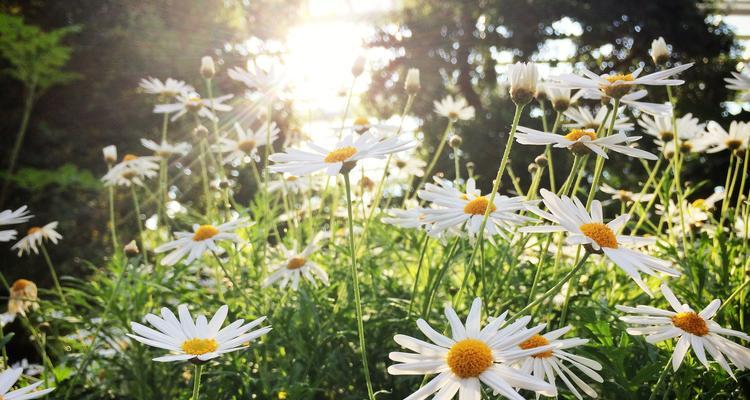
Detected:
left=191, top=364, right=203, bottom=400
left=648, top=354, right=673, bottom=400
left=414, top=119, right=454, bottom=197
left=211, top=250, right=252, bottom=304
left=130, top=185, right=149, bottom=265
left=107, top=164, right=119, bottom=251
left=585, top=99, right=619, bottom=209
left=0, top=83, right=36, bottom=207
left=453, top=146, right=461, bottom=182
left=40, top=243, right=66, bottom=305
left=406, top=233, right=430, bottom=319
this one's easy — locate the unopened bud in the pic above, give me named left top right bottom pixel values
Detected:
left=124, top=240, right=139, bottom=256
left=405, top=68, right=421, bottom=95
left=449, top=135, right=463, bottom=148
left=352, top=55, right=366, bottom=77
left=650, top=37, right=670, bottom=65
left=193, top=125, right=209, bottom=137
left=534, top=154, right=548, bottom=168
left=103, top=145, right=117, bottom=164
left=201, top=56, right=216, bottom=79
left=528, top=163, right=538, bottom=173
left=219, top=180, right=230, bottom=189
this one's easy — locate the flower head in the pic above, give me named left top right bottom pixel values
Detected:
left=650, top=37, right=670, bottom=65
left=724, top=71, right=750, bottom=102
left=405, top=68, right=420, bottom=94
left=8, top=279, right=39, bottom=316
left=141, top=139, right=191, bottom=159
left=154, top=219, right=251, bottom=266
left=553, top=63, right=693, bottom=99
left=564, top=106, right=634, bottom=132
left=11, top=222, right=62, bottom=257
left=515, top=126, right=657, bottom=160
left=101, top=154, right=160, bottom=187
left=0, top=206, right=33, bottom=243
left=139, top=77, right=194, bottom=99
left=263, top=234, right=329, bottom=290
left=154, top=91, right=234, bottom=122
left=215, top=122, right=279, bottom=165
left=702, top=121, right=750, bottom=153
left=507, top=62, right=540, bottom=105
left=434, top=95, right=475, bottom=121
left=0, top=367, right=55, bottom=399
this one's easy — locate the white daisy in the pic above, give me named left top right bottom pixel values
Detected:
left=582, top=89, right=672, bottom=115
left=552, top=63, right=693, bottom=99
left=214, top=122, right=279, bottom=165
left=138, top=77, right=194, bottom=98
left=521, top=189, right=679, bottom=295
left=11, top=222, right=62, bottom=257
left=514, top=126, right=657, bottom=160
left=639, top=113, right=707, bottom=150
left=10, top=360, right=44, bottom=377
left=154, top=91, right=234, bottom=122
left=507, top=62, right=540, bottom=105
left=724, top=71, right=750, bottom=102
left=382, top=207, right=430, bottom=230
left=617, top=284, right=750, bottom=377
left=267, top=174, right=318, bottom=194
left=655, top=200, right=710, bottom=234
left=650, top=37, right=670, bottom=65
left=391, top=154, right=426, bottom=181
left=0, top=206, right=33, bottom=242
left=140, top=139, right=191, bottom=158
left=154, top=218, right=251, bottom=266
left=388, top=298, right=556, bottom=400
left=547, top=86, right=575, bottom=112
left=344, top=116, right=401, bottom=138
left=263, top=236, right=329, bottom=290
left=564, top=107, right=634, bottom=132
left=507, top=325, right=603, bottom=400
left=702, top=121, right=750, bottom=153
left=101, top=154, right=160, bottom=187
left=434, top=95, right=475, bottom=121
left=600, top=184, right=655, bottom=204
left=0, top=368, right=55, bottom=399
left=417, top=178, right=534, bottom=240
left=268, top=132, right=414, bottom=177
left=127, top=304, right=271, bottom=363
left=228, top=62, right=288, bottom=100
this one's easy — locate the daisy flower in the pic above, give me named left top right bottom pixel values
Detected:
left=0, top=368, right=55, bottom=399
left=521, top=189, right=679, bottom=295
left=140, top=139, right=191, bottom=158
left=600, top=184, right=655, bottom=204
left=0, top=206, right=33, bottom=242
left=507, top=62, right=540, bottom=105
left=11, top=222, right=62, bottom=257
left=128, top=304, right=271, bottom=363
left=639, top=113, right=707, bottom=152
left=391, top=154, right=426, bottom=181
left=343, top=116, right=402, bottom=138
left=514, top=126, right=657, bottom=160
left=388, top=298, right=556, bottom=400
left=154, top=91, right=234, bottom=122
left=263, top=236, right=329, bottom=290
left=7, top=279, right=39, bottom=316
left=101, top=154, right=160, bottom=187
left=582, top=89, right=671, bottom=115
left=564, top=106, right=634, bottom=132
left=268, top=132, right=414, bottom=177
left=552, top=63, right=693, bottom=99
left=655, top=200, right=710, bottom=234
left=617, top=284, right=750, bottom=376
left=228, top=62, right=288, bottom=100
left=506, top=325, right=603, bottom=400
left=702, top=121, right=750, bottom=153
left=650, top=37, right=670, bottom=65
left=138, top=77, right=194, bottom=98
left=214, top=122, right=279, bottom=165
left=724, top=71, right=750, bottom=102
left=434, top=95, right=475, bottom=121
left=382, top=208, right=430, bottom=230
left=154, top=218, right=251, bottom=266
left=547, top=86, right=575, bottom=112
left=417, top=178, right=534, bottom=240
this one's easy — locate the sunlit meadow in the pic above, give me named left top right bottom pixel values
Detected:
left=2, top=2, right=750, bottom=400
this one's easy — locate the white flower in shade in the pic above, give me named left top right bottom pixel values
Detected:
left=388, top=298, right=557, bottom=400
left=724, top=71, right=750, bottom=102
left=200, top=56, right=215, bottom=79
left=101, top=154, right=160, bottom=187
left=417, top=178, right=534, bottom=240
left=656, top=200, right=710, bottom=234
left=405, top=68, right=421, bottom=94
left=507, top=326, right=603, bottom=400
left=515, top=126, right=657, bottom=160
left=702, top=121, right=750, bottom=153
left=154, top=219, right=251, bottom=266
left=639, top=113, right=706, bottom=146
left=553, top=63, right=693, bottom=99
left=521, top=189, right=679, bottom=295
left=617, top=284, right=750, bottom=376
left=268, top=132, right=414, bottom=177
left=127, top=304, right=271, bottom=363
left=11, top=359, right=44, bottom=377
left=102, top=145, right=117, bottom=163
left=263, top=236, right=329, bottom=290
left=547, top=86, right=575, bottom=112
left=564, top=106, right=634, bottom=132
left=0, top=206, right=33, bottom=243
left=154, top=91, right=233, bottom=122
left=215, top=122, right=279, bottom=165
left=228, top=62, right=288, bottom=99
left=650, top=37, right=670, bottom=64
left=391, top=154, right=426, bottom=181
left=507, top=62, right=540, bottom=105
left=140, top=139, right=191, bottom=158
left=582, top=89, right=672, bottom=115
left=434, top=95, right=475, bottom=121
left=267, top=174, right=317, bottom=194
left=734, top=217, right=750, bottom=239
left=0, top=368, right=54, bottom=399
left=601, top=184, right=655, bottom=204
left=382, top=208, right=430, bottom=230
left=11, top=222, right=62, bottom=257
left=138, top=77, right=194, bottom=98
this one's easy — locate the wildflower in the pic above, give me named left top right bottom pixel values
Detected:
left=553, top=63, right=693, bottom=99
left=724, top=70, right=750, bottom=102
left=514, top=126, right=657, bottom=160
left=506, top=325, right=603, bottom=399
left=388, top=298, right=556, bottom=400
left=0, top=367, right=55, bottom=399
left=10, top=359, right=45, bottom=377
left=215, top=122, right=279, bottom=165
left=102, top=145, right=117, bottom=163
left=267, top=174, right=317, bottom=194
left=124, top=240, right=140, bottom=256
left=434, top=95, right=475, bottom=121
left=650, top=37, right=670, bottom=65
left=582, top=89, right=672, bottom=115
left=702, top=121, right=750, bottom=153
left=617, top=284, right=750, bottom=376
left=601, top=184, right=655, bottom=204
left=564, top=106, right=634, bottom=132
left=200, top=56, right=216, bottom=79
left=0, top=205, right=33, bottom=242
left=382, top=208, right=430, bottom=230
left=154, top=219, right=251, bottom=266
left=268, top=132, right=414, bottom=177
left=128, top=304, right=271, bottom=363
left=404, top=68, right=420, bottom=94
left=522, top=189, right=679, bottom=295
left=101, top=154, right=160, bottom=187
left=154, top=91, right=234, bottom=122
left=508, top=62, right=540, bottom=105
left=391, top=154, right=426, bottom=180
left=534, top=82, right=548, bottom=102
left=8, top=279, right=39, bottom=316
left=11, top=222, right=62, bottom=257
left=263, top=236, right=329, bottom=290
left=548, top=86, right=574, bottom=112
left=228, top=61, right=288, bottom=99
left=656, top=200, right=710, bottom=234
left=351, top=55, right=366, bottom=77
left=138, top=77, right=194, bottom=98
left=140, top=139, right=191, bottom=158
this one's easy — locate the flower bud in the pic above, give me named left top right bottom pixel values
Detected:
left=352, top=55, right=366, bottom=77
left=103, top=145, right=117, bottom=164
left=527, top=163, right=538, bottom=173
left=534, top=154, right=548, bottom=168
left=405, top=68, right=421, bottom=95
left=534, top=83, right=548, bottom=102
left=200, top=56, right=216, bottom=79
left=193, top=124, right=209, bottom=137
left=508, top=62, right=539, bottom=106
left=124, top=240, right=139, bottom=256
left=650, top=37, right=670, bottom=65
left=449, top=135, right=463, bottom=148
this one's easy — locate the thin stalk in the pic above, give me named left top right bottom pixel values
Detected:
left=546, top=111, right=562, bottom=192
left=130, top=186, right=149, bottom=265
left=107, top=164, right=119, bottom=251
left=648, top=355, right=674, bottom=400
left=406, top=233, right=430, bottom=319
left=453, top=146, right=461, bottom=182
left=414, top=119, right=454, bottom=197
left=626, top=157, right=663, bottom=218
left=557, top=155, right=581, bottom=197
left=211, top=250, right=252, bottom=304
left=425, top=236, right=462, bottom=316
left=191, top=364, right=203, bottom=400
left=40, top=244, right=66, bottom=305
left=585, top=99, right=620, bottom=209
left=1, top=83, right=36, bottom=207
left=198, top=139, right=213, bottom=216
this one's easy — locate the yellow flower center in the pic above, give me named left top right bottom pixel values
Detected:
left=604, top=73, right=634, bottom=83
left=287, top=257, right=306, bottom=270
left=238, top=139, right=257, bottom=152
left=11, top=279, right=34, bottom=292
left=671, top=312, right=709, bottom=336
left=324, top=146, right=357, bottom=163
left=692, top=199, right=705, bottom=208
left=181, top=338, right=218, bottom=356
left=564, top=129, right=597, bottom=142
left=463, top=197, right=496, bottom=215
left=518, top=334, right=553, bottom=358
left=446, top=339, right=494, bottom=378
left=27, top=227, right=42, bottom=235
left=579, top=222, right=618, bottom=249
left=448, top=111, right=460, bottom=119
left=601, top=73, right=634, bottom=98
left=726, top=139, right=743, bottom=150
left=192, top=225, right=219, bottom=241
left=353, top=116, right=370, bottom=126
left=123, top=154, right=138, bottom=161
